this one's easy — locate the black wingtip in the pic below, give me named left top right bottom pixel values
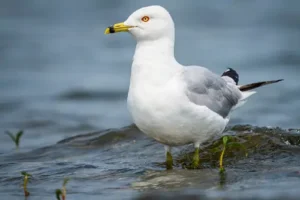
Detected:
left=239, top=79, right=284, bottom=91
left=275, top=79, right=284, bottom=82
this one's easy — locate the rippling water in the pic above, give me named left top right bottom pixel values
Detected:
left=1, top=0, right=300, bottom=199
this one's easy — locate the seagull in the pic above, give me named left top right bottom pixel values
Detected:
left=104, top=5, right=283, bottom=169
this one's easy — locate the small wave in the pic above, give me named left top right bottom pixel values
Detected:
left=57, top=124, right=141, bottom=147
left=57, top=89, right=127, bottom=101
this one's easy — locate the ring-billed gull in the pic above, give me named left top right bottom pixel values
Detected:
left=104, top=5, right=283, bottom=169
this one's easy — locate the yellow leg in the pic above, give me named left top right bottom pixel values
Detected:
left=165, top=146, right=173, bottom=170
left=192, top=147, right=200, bottom=169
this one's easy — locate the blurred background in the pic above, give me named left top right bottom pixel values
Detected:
left=0, top=0, right=299, bottom=151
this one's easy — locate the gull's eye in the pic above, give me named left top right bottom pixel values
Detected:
left=141, top=16, right=150, bottom=22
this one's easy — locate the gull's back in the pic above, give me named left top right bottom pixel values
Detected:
left=183, top=66, right=242, bottom=119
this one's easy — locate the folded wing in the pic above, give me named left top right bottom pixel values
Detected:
left=183, top=66, right=242, bottom=118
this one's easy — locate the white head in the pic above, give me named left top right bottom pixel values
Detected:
left=105, top=6, right=175, bottom=42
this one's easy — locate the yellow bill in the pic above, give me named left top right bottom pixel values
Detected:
left=104, top=22, right=133, bottom=34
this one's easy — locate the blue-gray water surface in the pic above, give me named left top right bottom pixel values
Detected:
left=1, top=0, right=300, bottom=199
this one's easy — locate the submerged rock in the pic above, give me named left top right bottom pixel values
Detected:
left=176, top=125, right=300, bottom=170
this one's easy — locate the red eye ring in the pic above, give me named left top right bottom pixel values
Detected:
left=141, top=16, right=150, bottom=22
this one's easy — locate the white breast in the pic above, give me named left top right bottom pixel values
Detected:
left=127, top=74, right=186, bottom=145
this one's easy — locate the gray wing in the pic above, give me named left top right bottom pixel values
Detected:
left=183, top=66, right=242, bottom=118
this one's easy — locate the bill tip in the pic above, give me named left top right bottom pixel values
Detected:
left=104, top=28, right=110, bottom=34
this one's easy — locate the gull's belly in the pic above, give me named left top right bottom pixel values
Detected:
left=127, top=86, right=227, bottom=146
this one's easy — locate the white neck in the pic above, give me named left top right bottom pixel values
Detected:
left=134, top=37, right=175, bottom=60
left=130, top=37, right=181, bottom=87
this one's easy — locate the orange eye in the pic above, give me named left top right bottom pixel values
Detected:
left=141, top=16, right=150, bottom=22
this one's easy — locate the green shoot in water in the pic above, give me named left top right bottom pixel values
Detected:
left=21, top=171, right=31, bottom=197
left=56, top=178, right=70, bottom=200
left=219, top=136, right=229, bottom=173
left=6, top=130, right=23, bottom=149
left=219, top=136, right=248, bottom=173
left=56, top=189, right=62, bottom=200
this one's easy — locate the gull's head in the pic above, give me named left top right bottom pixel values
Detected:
left=105, top=5, right=174, bottom=41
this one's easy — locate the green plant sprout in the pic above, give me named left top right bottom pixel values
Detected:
left=219, top=136, right=228, bottom=173
left=219, top=135, right=248, bottom=173
left=56, top=189, right=62, bottom=200
left=55, top=178, right=70, bottom=200
left=219, top=167, right=227, bottom=188
left=6, top=130, right=23, bottom=149
left=21, top=171, right=31, bottom=197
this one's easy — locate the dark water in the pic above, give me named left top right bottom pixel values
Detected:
left=0, top=0, right=300, bottom=199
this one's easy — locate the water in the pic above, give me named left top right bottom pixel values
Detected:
left=0, top=0, right=300, bottom=199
